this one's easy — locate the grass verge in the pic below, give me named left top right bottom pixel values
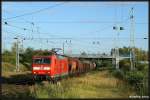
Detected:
left=31, top=70, right=136, bottom=98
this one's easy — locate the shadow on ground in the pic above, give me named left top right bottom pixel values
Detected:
left=1, top=73, right=36, bottom=99
left=1, top=73, right=35, bottom=85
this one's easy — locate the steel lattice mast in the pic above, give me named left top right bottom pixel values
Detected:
left=130, top=7, right=136, bottom=71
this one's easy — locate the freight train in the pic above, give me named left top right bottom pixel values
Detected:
left=32, top=53, right=96, bottom=82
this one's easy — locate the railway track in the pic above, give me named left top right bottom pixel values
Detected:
left=2, top=78, right=35, bottom=85
left=14, top=79, right=35, bottom=85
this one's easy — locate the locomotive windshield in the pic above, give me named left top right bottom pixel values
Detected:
left=33, top=58, right=51, bottom=64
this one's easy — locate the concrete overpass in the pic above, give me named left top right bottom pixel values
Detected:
left=64, top=54, right=130, bottom=60
left=64, top=54, right=130, bottom=69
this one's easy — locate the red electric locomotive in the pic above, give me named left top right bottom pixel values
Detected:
left=32, top=54, right=68, bottom=81
left=32, top=52, right=96, bottom=82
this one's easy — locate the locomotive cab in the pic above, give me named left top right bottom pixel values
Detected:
left=32, top=56, right=51, bottom=75
left=32, top=54, right=69, bottom=81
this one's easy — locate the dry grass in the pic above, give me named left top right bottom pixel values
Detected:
left=2, top=61, right=29, bottom=70
left=2, top=67, right=136, bottom=99
left=2, top=65, right=32, bottom=99
left=31, top=70, right=136, bottom=98
left=2, top=71, right=31, bottom=78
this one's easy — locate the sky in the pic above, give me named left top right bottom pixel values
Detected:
left=2, top=1, right=148, bottom=54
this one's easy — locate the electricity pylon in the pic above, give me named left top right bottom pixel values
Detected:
left=14, top=37, right=20, bottom=72
left=113, top=25, right=124, bottom=70
left=130, top=7, right=136, bottom=71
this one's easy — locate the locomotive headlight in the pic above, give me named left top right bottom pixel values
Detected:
left=44, top=67, right=50, bottom=70
left=33, top=67, right=40, bottom=70
left=48, top=72, right=50, bottom=74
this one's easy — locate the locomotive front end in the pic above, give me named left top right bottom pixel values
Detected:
left=32, top=56, right=51, bottom=80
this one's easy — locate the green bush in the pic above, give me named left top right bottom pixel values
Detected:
left=2, top=54, right=16, bottom=65
left=111, top=70, right=124, bottom=79
left=135, top=62, right=147, bottom=71
left=2, top=62, right=29, bottom=72
left=102, top=60, right=112, bottom=67
left=125, top=71, right=144, bottom=85
left=2, top=62, right=15, bottom=72
left=125, top=71, right=148, bottom=95
left=119, top=59, right=130, bottom=72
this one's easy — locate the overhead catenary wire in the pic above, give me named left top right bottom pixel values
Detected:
left=2, top=16, right=131, bottom=36
left=4, top=20, right=147, bottom=24
left=2, top=22, right=32, bottom=31
left=2, top=29, right=25, bottom=39
left=2, top=3, right=148, bottom=53
left=2, top=17, right=145, bottom=37
left=3, top=23, right=148, bottom=41
left=2, top=37, right=147, bottom=40
left=2, top=2, right=144, bottom=7
left=3, top=2, right=67, bottom=20
left=2, top=21, right=62, bottom=38
left=2, top=9, right=40, bottom=31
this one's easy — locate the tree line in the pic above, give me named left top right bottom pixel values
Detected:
left=2, top=43, right=148, bottom=69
